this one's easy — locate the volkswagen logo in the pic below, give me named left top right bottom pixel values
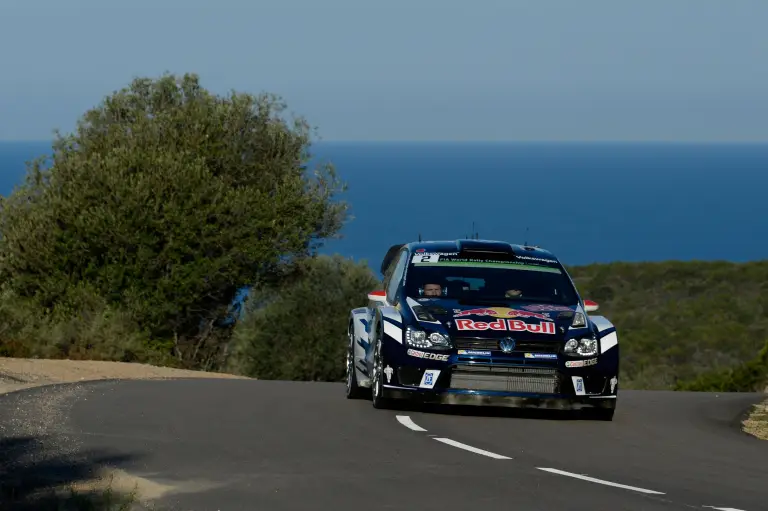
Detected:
left=499, top=338, right=516, bottom=353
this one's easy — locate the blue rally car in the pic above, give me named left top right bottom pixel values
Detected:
left=345, top=239, right=620, bottom=420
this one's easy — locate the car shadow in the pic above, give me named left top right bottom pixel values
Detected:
left=389, top=400, right=612, bottom=421
left=0, top=435, right=142, bottom=511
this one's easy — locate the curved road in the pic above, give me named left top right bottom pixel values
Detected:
left=3, top=379, right=767, bottom=510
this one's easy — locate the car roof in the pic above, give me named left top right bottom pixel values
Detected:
left=380, top=239, right=559, bottom=275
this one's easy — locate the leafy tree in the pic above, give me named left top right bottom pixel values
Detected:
left=225, top=254, right=381, bottom=381
left=0, top=73, right=347, bottom=369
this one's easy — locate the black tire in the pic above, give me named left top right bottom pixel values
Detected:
left=345, top=322, right=367, bottom=400
left=371, top=333, right=392, bottom=409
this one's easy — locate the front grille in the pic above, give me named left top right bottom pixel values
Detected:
left=449, top=364, right=559, bottom=394
left=455, top=337, right=560, bottom=354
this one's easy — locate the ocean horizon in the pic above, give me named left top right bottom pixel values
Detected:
left=2, top=140, right=767, bottom=273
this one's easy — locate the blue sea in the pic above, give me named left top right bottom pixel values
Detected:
left=2, top=140, right=767, bottom=274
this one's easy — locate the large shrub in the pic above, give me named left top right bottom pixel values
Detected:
left=0, top=73, right=347, bottom=369
left=225, top=254, right=381, bottom=381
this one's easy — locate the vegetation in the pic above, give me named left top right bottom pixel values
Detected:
left=0, top=72, right=765, bottom=394
left=0, top=73, right=349, bottom=371
left=674, top=338, right=768, bottom=392
left=224, top=254, right=380, bottom=381
left=568, top=260, right=768, bottom=390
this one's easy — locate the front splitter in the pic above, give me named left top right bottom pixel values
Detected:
left=382, top=385, right=617, bottom=410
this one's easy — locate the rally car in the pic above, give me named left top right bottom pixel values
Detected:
left=344, top=239, right=620, bottom=420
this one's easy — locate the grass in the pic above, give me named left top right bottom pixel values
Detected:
left=2, top=474, right=142, bottom=511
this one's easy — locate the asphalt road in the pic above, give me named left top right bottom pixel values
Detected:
left=3, top=379, right=767, bottom=511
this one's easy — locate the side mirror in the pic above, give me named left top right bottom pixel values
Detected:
left=367, top=290, right=387, bottom=304
left=583, top=299, right=599, bottom=312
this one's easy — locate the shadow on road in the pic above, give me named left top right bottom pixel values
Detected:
left=388, top=399, right=616, bottom=421
left=0, top=435, right=142, bottom=511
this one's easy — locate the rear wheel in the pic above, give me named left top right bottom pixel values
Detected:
left=345, top=322, right=367, bottom=400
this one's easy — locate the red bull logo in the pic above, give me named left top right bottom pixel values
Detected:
left=455, top=319, right=557, bottom=334
left=452, top=307, right=552, bottom=321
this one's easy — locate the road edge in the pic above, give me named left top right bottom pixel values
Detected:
left=742, top=387, right=768, bottom=441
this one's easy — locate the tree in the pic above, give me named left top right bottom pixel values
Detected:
left=0, top=73, right=348, bottom=369
left=225, top=254, right=381, bottom=381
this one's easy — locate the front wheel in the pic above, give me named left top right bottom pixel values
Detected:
left=371, top=336, right=392, bottom=409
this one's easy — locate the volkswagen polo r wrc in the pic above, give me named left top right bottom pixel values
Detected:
left=345, top=239, right=620, bottom=420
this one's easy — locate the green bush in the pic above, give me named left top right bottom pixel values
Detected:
left=568, top=260, right=768, bottom=389
left=0, top=284, right=172, bottom=366
left=224, top=254, right=381, bottom=381
left=674, top=339, right=768, bottom=392
left=0, top=73, right=347, bottom=369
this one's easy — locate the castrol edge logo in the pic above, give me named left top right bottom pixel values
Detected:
left=454, top=318, right=556, bottom=335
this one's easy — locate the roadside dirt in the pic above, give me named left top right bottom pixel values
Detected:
left=0, top=356, right=250, bottom=396
left=743, top=387, right=768, bottom=441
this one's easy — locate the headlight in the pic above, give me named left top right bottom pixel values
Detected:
left=571, top=311, right=586, bottom=328
left=564, top=336, right=598, bottom=357
left=405, top=326, right=451, bottom=349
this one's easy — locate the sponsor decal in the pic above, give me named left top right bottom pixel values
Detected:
left=384, top=365, right=393, bottom=383
left=457, top=349, right=492, bottom=356
left=452, top=307, right=552, bottom=321
left=420, top=369, right=440, bottom=389
left=515, top=255, right=558, bottom=263
left=455, top=319, right=556, bottom=335
left=564, top=357, right=598, bottom=368
left=522, top=304, right=574, bottom=313
left=610, top=375, right=618, bottom=393
left=407, top=348, right=450, bottom=362
left=524, top=352, right=557, bottom=359
left=572, top=376, right=585, bottom=395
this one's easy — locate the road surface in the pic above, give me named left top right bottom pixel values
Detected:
left=2, top=379, right=766, bottom=511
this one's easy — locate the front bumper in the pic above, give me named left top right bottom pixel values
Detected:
left=381, top=342, right=619, bottom=410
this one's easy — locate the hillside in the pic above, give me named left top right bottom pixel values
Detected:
left=568, top=260, right=768, bottom=390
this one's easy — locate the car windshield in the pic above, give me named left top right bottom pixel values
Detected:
left=404, top=252, right=578, bottom=306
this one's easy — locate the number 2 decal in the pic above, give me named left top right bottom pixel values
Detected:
left=411, top=254, right=440, bottom=263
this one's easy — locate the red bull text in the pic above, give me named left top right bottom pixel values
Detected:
left=452, top=307, right=552, bottom=321
left=455, top=319, right=557, bottom=334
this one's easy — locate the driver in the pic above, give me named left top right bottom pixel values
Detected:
left=423, top=283, right=443, bottom=297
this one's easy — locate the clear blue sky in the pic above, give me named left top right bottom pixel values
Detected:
left=1, top=0, right=766, bottom=142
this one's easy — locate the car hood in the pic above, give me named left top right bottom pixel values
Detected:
left=404, top=296, right=580, bottom=339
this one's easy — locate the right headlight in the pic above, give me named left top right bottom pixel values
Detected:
left=571, top=311, right=586, bottom=328
left=405, top=326, right=451, bottom=349
left=564, top=336, right=598, bottom=357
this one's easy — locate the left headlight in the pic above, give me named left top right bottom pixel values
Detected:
left=405, top=326, right=451, bottom=349
left=564, top=336, right=598, bottom=357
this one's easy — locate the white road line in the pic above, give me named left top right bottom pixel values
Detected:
left=395, top=415, right=427, bottom=432
left=433, top=437, right=512, bottom=460
left=537, top=467, right=665, bottom=495
left=703, top=507, right=748, bottom=511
